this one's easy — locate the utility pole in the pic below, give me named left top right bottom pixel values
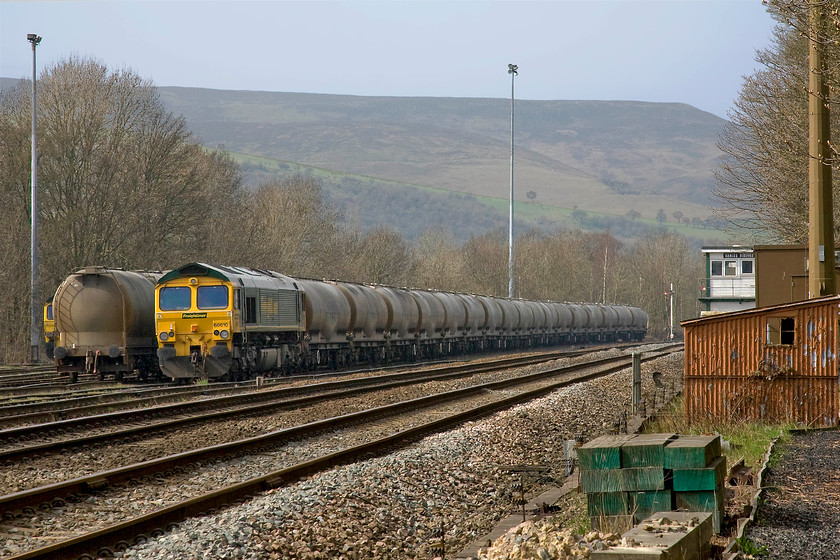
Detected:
left=807, top=2, right=836, bottom=298
left=508, top=63, right=517, bottom=299
left=28, top=33, right=42, bottom=364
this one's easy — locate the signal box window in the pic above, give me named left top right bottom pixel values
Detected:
left=724, top=261, right=737, bottom=276
left=711, top=261, right=723, bottom=276
left=767, top=317, right=795, bottom=345
left=742, top=260, right=754, bottom=275
left=159, top=287, right=191, bottom=311
left=197, top=286, right=228, bottom=309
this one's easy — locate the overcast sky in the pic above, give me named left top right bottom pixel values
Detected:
left=1, top=0, right=776, bottom=119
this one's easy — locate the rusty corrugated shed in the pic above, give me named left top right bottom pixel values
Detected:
left=681, top=296, right=839, bottom=426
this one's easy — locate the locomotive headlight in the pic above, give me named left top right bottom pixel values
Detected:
left=219, top=329, right=230, bottom=340
left=159, top=332, right=169, bottom=342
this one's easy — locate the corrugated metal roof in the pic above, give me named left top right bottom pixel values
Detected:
left=681, top=295, right=840, bottom=327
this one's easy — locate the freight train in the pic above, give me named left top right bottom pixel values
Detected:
left=51, top=267, right=164, bottom=381
left=154, top=263, right=648, bottom=380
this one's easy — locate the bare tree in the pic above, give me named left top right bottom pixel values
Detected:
left=627, top=231, right=702, bottom=337
left=241, top=176, right=344, bottom=278
left=714, top=1, right=840, bottom=242
left=0, top=57, right=245, bottom=361
left=411, top=227, right=464, bottom=291
left=460, top=229, right=508, bottom=296
left=346, top=226, right=412, bottom=286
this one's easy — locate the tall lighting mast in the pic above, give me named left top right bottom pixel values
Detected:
left=28, top=33, right=42, bottom=364
left=508, top=63, right=517, bottom=299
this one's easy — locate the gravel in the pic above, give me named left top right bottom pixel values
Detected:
left=94, top=346, right=683, bottom=560
left=746, top=429, right=840, bottom=560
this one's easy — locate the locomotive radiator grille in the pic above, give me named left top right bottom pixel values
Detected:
left=259, top=289, right=300, bottom=327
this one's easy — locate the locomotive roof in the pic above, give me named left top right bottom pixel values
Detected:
left=158, top=262, right=299, bottom=289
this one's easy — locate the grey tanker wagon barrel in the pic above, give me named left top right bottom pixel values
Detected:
left=52, top=267, right=163, bottom=378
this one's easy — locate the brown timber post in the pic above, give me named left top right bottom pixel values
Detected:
left=808, top=1, right=836, bottom=297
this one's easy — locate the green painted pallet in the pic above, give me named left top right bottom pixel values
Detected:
left=578, top=435, right=635, bottom=470
left=587, top=491, right=630, bottom=517
left=620, top=433, right=678, bottom=468
left=631, top=490, right=673, bottom=522
left=673, top=456, right=726, bottom=492
left=664, top=435, right=722, bottom=469
left=581, top=468, right=624, bottom=493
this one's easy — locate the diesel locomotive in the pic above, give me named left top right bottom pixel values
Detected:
left=155, top=262, right=648, bottom=380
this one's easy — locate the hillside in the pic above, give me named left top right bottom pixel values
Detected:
left=156, top=87, right=727, bottom=241
left=2, top=77, right=731, bottom=243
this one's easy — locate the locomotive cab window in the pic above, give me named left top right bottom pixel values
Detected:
left=197, top=286, right=228, bottom=309
left=46, top=304, right=53, bottom=320
left=159, top=286, right=191, bottom=311
left=767, top=316, right=795, bottom=346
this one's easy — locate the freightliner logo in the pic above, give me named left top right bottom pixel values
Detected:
left=182, top=312, right=207, bottom=318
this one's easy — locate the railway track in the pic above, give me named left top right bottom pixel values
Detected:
left=0, top=367, right=63, bottom=390
left=0, top=346, right=630, bottom=449
left=0, top=345, right=679, bottom=560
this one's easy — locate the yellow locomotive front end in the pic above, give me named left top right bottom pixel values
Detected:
left=156, top=272, right=235, bottom=379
